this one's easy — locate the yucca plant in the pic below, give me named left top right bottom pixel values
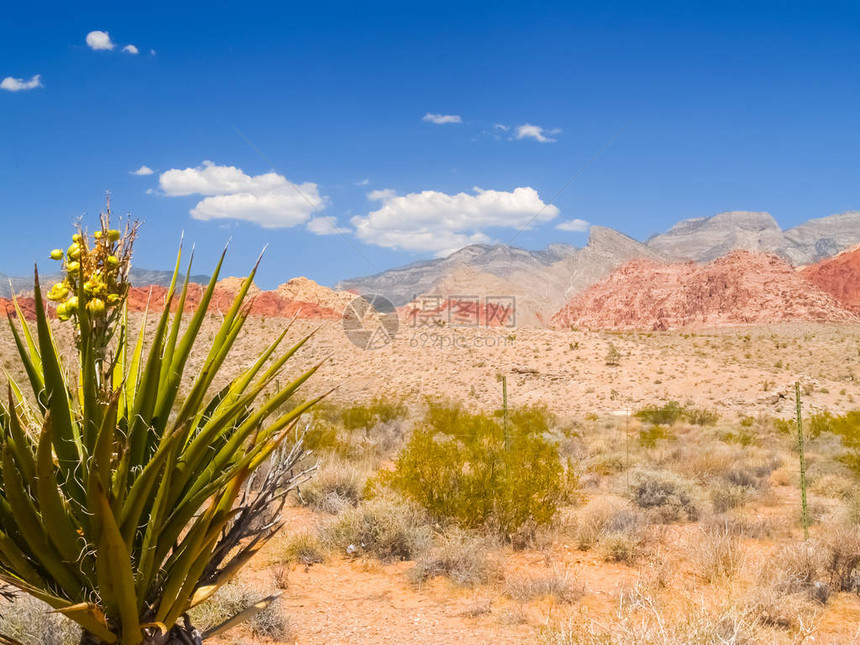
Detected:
left=0, top=210, right=322, bottom=644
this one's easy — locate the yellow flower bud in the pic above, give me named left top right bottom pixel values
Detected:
left=106, top=255, right=120, bottom=269
left=94, top=231, right=102, bottom=239
left=47, top=283, right=69, bottom=301
left=67, top=243, right=81, bottom=260
left=108, top=230, right=120, bottom=242
left=56, top=302, right=70, bottom=321
left=66, top=296, right=79, bottom=313
left=72, top=233, right=82, bottom=243
left=107, top=293, right=121, bottom=305
left=86, top=298, right=105, bottom=315
left=66, top=261, right=80, bottom=275
left=50, top=249, right=63, bottom=260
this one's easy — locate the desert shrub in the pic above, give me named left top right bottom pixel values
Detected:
left=190, top=582, right=291, bottom=640
left=710, top=481, right=749, bottom=513
left=320, top=497, right=432, bottom=561
left=409, top=529, right=496, bottom=586
left=638, top=425, right=674, bottom=448
left=278, top=531, right=326, bottom=566
left=819, top=525, right=860, bottom=591
left=635, top=401, right=685, bottom=426
left=597, top=508, right=649, bottom=564
left=0, top=596, right=80, bottom=645
left=685, top=406, right=720, bottom=426
left=693, top=522, right=744, bottom=583
left=505, top=567, right=583, bottom=604
left=341, top=397, right=408, bottom=432
left=298, top=457, right=369, bottom=513
left=567, top=499, right=617, bottom=550
left=382, top=403, right=574, bottom=539
left=627, top=469, right=700, bottom=521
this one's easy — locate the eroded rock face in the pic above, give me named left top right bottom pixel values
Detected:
left=800, top=245, right=860, bottom=313
left=553, top=251, right=858, bottom=331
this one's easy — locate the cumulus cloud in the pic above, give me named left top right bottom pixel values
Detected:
left=351, top=186, right=560, bottom=255
left=130, top=165, right=154, bottom=176
left=159, top=161, right=326, bottom=228
left=122, top=44, right=139, bottom=54
left=354, top=178, right=370, bottom=186
left=515, top=123, right=560, bottom=143
left=422, top=113, right=462, bottom=125
left=306, top=216, right=347, bottom=236
left=556, top=218, right=590, bottom=232
left=86, top=30, right=115, bottom=50
left=1, top=74, right=43, bottom=92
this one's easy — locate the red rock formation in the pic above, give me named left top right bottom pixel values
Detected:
left=800, top=245, right=860, bottom=313
left=553, top=251, right=857, bottom=331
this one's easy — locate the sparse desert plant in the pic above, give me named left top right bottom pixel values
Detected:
left=604, top=342, right=621, bottom=367
left=692, top=521, right=744, bottom=583
left=597, top=509, right=649, bottom=564
left=0, top=595, right=80, bottom=645
left=710, top=481, right=750, bottom=513
left=298, top=457, right=369, bottom=514
left=409, top=528, right=495, bottom=587
left=819, top=525, right=860, bottom=591
left=320, top=497, right=432, bottom=561
left=189, top=582, right=291, bottom=641
left=684, top=406, right=720, bottom=426
left=627, top=468, right=700, bottom=521
left=278, top=531, right=326, bottom=567
left=634, top=401, right=685, bottom=426
left=637, top=424, right=674, bottom=449
left=382, top=402, right=574, bottom=540
left=0, top=215, right=321, bottom=644
left=504, top=566, right=583, bottom=604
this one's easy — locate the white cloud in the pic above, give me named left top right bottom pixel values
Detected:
left=352, top=186, right=560, bottom=255
left=354, top=178, right=370, bottom=186
left=494, top=124, right=509, bottom=131
left=306, top=216, right=347, bottom=236
left=159, top=161, right=326, bottom=228
left=86, top=30, right=115, bottom=50
left=556, top=218, right=590, bottom=232
left=130, top=165, right=154, bottom=176
left=1, top=74, right=43, bottom=92
left=515, top=123, right=560, bottom=143
left=122, top=44, right=139, bottom=54
left=422, top=113, right=462, bottom=125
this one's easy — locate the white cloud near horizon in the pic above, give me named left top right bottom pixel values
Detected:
left=351, top=186, right=560, bottom=255
left=1, top=74, right=43, bottom=92
left=122, top=44, right=139, bottom=54
left=131, top=165, right=154, bottom=176
left=515, top=123, right=560, bottom=143
left=86, top=30, right=115, bottom=50
left=306, top=216, right=347, bottom=235
left=159, top=161, right=326, bottom=228
left=422, top=113, right=462, bottom=125
left=556, top=218, right=590, bottom=232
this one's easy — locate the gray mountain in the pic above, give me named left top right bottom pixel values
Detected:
left=0, top=267, right=209, bottom=298
left=645, top=210, right=860, bottom=265
left=337, top=226, right=663, bottom=325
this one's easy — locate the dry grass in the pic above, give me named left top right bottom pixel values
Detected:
left=505, top=566, right=584, bottom=604
left=409, top=528, right=496, bottom=586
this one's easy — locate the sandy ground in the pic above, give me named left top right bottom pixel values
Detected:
left=199, top=319, right=860, bottom=419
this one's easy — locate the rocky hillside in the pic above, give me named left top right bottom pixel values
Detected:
left=800, top=245, right=860, bottom=313
left=345, top=227, right=664, bottom=325
left=553, top=251, right=857, bottom=331
left=646, top=210, right=860, bottom=265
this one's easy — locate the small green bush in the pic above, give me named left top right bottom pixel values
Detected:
left=635, top=401, right=685, bottom=426
left=382, top=403, right=574, bottom=539
left=638, top=425, right=675, bottom=448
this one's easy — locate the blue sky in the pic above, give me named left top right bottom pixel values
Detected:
left=2, top=1, right=859, bottom=288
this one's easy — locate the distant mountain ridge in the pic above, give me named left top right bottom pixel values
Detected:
left=337, top=209, right=860, bottom=325
left=0, top=268, right=210, bottom=298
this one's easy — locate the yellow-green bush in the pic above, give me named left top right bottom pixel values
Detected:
left=381, top=402, right=574, bottom=539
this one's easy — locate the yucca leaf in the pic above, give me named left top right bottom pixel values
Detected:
left=35, top=412, right=90, bottom=580
left=6, top=309, right=46, bottom=412
left=201, top=594, right=281, bottom=640
left=93, top=481, right=142, bottom=645
left=52, top=603, right=117, bottom=643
